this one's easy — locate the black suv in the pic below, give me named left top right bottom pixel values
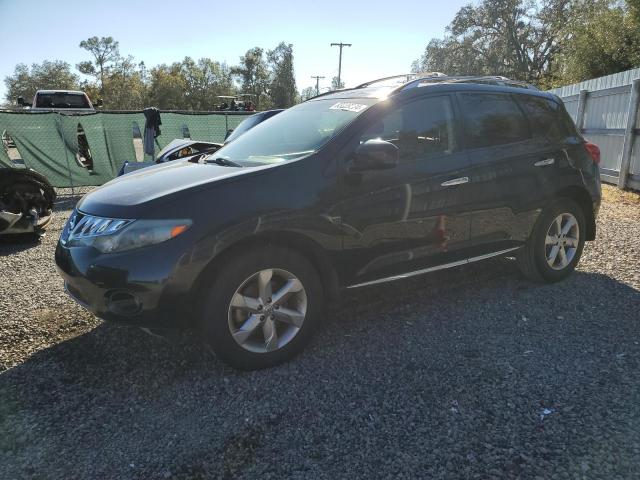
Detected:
left=55, top=75, right=601, bottom=370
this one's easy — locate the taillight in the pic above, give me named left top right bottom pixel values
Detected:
left=584, top=141, right=600, bottom=164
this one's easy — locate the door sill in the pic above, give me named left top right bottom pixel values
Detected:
left=346, top=247, right=521, bottom=289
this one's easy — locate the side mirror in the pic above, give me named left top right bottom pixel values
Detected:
left=95, top=98, right=104, bottom=107
left=224, top=128, right=234, bottom=140
left=350, top=139, right=399, bottom=172
left=17, top=96, right=25, bottom=106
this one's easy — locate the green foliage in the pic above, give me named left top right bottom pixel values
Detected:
left=558, top=2, right=640, bottom=84
left=628, top=0, right=640, bottom=22
left=267, top=43, right=297, bottom=108
left=300, top=86, right=317, bottom=101
left=78, top=36, right=120, bottom=94
left=231, top=47, right=270, bottom=110
left=330, top=76, right=345, bottom=90
left=414, top=0, right=574, bottom=86
left=4, top=35, right=310, bottom=111
left=103, top=56, right=147, bottom=110
left=146, top=63, right=188, bottom=110
left=144, top=57, right=235, bottom=110
left=180, top=57, right=235, bottom=110
left=414, top=0, right=640, bottom=87
left=4, top=61, right=80, bottom=104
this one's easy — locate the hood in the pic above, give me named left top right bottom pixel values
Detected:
left=78, top=160, right=247, bottom=218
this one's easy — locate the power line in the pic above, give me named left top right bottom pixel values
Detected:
left=330, top=42, right=352, bottom=89
left=311, top=75, right=325, bottom=96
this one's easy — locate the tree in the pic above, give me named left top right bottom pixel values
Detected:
left=330, top=76, right=345, bottom=90
left=267, top=42, right=297, bottom=108
left=300, top=86, right=317, bottom=101
left=146, top=63, right=188, bottom=110
left=231, top=47, right=270, bottom=109
left=4, top=61, right=80, bottom=104
left=180, top=57, right=235, bottom=110
left=628, top=0, right=640, bottom=23
left=77, top=36, right=120, bottom=95
left=102, top=55, right=147, bottom=109
left=413, top=0, right=576, bottom=86
left=559, top=1, right=640, bottom=83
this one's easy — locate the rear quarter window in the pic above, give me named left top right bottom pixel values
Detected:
left=459, top=93, right=531, bottom=149
left=517, top=95, right=577, bottom=142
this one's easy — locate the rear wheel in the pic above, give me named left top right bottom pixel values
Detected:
left=516, top=198, right=586, bottom=282
left=199, top=246, right=324, bottom=370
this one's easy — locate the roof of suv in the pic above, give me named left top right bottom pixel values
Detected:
left=307, top=73, right=551, bottom=103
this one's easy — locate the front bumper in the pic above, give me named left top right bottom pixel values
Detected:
left=55, top=237, right=199, bottom=328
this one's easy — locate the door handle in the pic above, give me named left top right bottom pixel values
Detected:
left=441, top=177, right=469, bottom=187
left=534, top=158, right=555, bottom=167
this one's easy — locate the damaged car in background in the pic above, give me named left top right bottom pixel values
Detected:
left=0, top=168, right=56, bottom=240
left=118, top=109, right=284, bottom=176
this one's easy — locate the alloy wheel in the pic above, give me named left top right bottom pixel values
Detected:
left=227, top=268, right=307, bottom=353
left=545, top=213, right=580, bottom=270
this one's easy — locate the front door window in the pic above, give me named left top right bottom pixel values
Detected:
left=359, top=95, right=457, bottom=163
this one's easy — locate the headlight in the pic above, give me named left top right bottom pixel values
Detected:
left=64, top=213, right=192, bottom=253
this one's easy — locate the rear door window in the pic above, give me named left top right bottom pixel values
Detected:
left=359, top=95, right=457, bottom=163
left=459, top=93, right=530, bottom=149
left=517, top=95, right=577, bottom=142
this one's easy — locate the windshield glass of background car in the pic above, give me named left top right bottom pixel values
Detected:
left=213, top=99, right=377, bottom=165
left=224, top=114, right=267, bottom=144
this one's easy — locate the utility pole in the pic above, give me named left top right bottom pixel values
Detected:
left=330, top=42, right=352, bottom=89
left=311, top=75, right=325, bottom=96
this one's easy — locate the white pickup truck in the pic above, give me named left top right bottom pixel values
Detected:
left=17, top=90, right=102, bottom=113
left=16, top=90, right=103, bottom=169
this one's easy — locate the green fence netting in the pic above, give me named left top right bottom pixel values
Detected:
left=0, top=111, right=252, bottom=187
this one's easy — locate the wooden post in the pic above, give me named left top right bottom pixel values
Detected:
left=618, top=79, right=640, bottom=189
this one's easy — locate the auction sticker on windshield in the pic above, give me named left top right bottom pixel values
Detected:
left=329, top=102, right=368, bottom=113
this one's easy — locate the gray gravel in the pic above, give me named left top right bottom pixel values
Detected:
left=1, top=186, right=639, bottom=479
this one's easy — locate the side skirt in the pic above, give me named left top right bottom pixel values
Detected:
left=346, top=247, right=521, bottom=289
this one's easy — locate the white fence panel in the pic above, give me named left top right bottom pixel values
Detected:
left=548, top=68, right=640, bottom=191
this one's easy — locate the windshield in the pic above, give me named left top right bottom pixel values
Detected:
left=211, top=99, right=377, bottom=166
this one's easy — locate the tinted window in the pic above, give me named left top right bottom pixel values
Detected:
left=36, top=93, right=90, bottom=109
left=517, top=95, right=577, bottom=141
left=360, top=95, right=456, bottom=163
left=459, top=93, right=530, bottom=148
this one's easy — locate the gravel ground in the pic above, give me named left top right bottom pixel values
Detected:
left=1, top=185, right=639, bottom=479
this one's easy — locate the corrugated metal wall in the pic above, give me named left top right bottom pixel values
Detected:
left=548, top=68, right=640, bottom=191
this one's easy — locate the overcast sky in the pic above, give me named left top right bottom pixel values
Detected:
left=0, top=0, right=467, bottom=101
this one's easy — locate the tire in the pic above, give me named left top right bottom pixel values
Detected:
left=198, top=245, right=324, bottom=370
left=516, top=198, right=586, bottom=283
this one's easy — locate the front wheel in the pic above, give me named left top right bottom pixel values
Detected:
left=516, top=198, right=586, bottom=283
left=198, top=246, right=324, bottom=370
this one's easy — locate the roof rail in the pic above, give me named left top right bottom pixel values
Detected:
left=355, top=72, right=447, bottom=89
left=395, top=75, right=537, bottom=92
left=303, top=87, right=360, bottom=102
left=302, top=73, right=537, bottom=103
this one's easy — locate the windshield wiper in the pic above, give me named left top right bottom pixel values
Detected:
left=205, top=156, right=243, bottom=167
